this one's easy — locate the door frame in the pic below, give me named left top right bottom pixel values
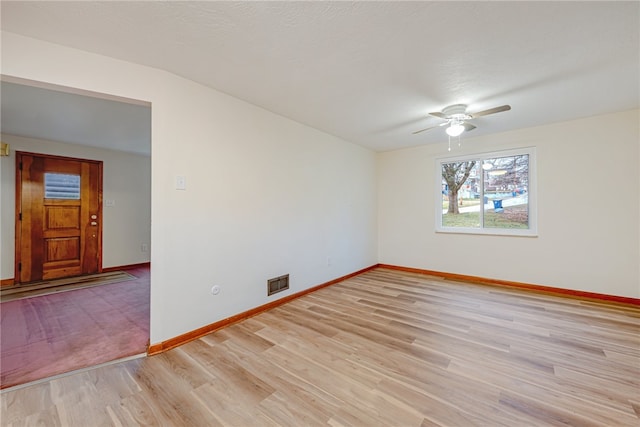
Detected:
left=14, top=151, right=104, bottom=285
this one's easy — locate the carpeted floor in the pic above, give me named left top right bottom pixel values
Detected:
left=0, top=266, right=150, bottom=389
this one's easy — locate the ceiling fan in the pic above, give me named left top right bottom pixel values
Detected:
left=413, top=104, right=511, bottom=136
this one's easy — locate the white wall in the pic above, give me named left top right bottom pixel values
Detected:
left=378, top=109, right=640, bottom=298
left=0, top=134, right=151, bottom=278
left=1, top=32, right=378, bottom=344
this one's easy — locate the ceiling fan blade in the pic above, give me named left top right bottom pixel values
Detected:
left=412, top=125, right=440, bottom=135
left=463, top=123, right=476, bottom=132
left=470, top=105, right=511, bottom=118
left=429, top=111, right=448, bottom=119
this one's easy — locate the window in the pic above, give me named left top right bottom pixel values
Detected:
left=44, top=173, right=81, bottom=200
left=436, top=147, right=536, bottom=236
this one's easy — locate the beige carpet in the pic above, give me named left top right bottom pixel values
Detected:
left=0, top=271, right=135, bottom=302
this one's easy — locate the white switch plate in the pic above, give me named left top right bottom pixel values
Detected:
left=175, top=175, right=187, bottom=190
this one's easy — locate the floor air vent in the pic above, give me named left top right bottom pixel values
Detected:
left=267, top=274, right=289, bottom=296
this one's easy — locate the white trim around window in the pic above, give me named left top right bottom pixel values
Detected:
left=435, top=147, right=537, bottom=237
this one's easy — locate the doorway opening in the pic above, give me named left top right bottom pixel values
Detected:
left=0, top=77, right=152, bottom=389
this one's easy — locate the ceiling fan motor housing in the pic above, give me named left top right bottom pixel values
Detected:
left=442, top=104, right=472, bottom=120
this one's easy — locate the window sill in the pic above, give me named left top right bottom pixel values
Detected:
left=435, top=227, right=538, bottom=237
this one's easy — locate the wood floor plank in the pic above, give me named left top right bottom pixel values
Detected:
left=125, top=355, right=220, bottom=426
left=2, top=267, right=639, bottom=426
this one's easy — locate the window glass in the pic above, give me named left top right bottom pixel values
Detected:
left=482, top=154, right=529, bottom=229
left=441, top=161, right=480, bottom=228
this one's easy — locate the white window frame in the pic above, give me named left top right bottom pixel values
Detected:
left=435, top=147, right=537, bottom=237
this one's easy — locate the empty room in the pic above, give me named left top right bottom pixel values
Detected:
left=1, top=2, right=638, bottom=426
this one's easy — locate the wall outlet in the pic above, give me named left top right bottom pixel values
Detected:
left=105, top=199, right=115, bottom=207
left=141, top=244, right=148, bottom=252
left=175, top=175, right=187, bottom=190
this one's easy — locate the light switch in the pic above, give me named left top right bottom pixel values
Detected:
left=175, top=175, right=187, bottom=190
left=105, top=199, right=115, bottom=207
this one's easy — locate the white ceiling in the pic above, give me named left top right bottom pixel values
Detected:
left=1, top=1, right=638, bottom=154
left=1, top=80, right=152, bottom=156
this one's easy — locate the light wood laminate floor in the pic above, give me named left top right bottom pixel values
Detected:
left=2, top=268, right=639, bottom=426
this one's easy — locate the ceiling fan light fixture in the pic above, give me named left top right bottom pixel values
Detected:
left=446, top=123, right=465, bottom=137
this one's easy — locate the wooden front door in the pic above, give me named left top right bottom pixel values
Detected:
left=15, top=152, right=103, bottom=284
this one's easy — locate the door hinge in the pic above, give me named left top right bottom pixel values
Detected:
left=18, top=263, right=22, bottom=272
left=19, top=162, right=23, bottom=171
left=19, top=212, right=22, bottom=221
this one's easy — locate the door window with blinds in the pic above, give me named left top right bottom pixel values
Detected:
left=44, top=173, right=81, bottom=199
